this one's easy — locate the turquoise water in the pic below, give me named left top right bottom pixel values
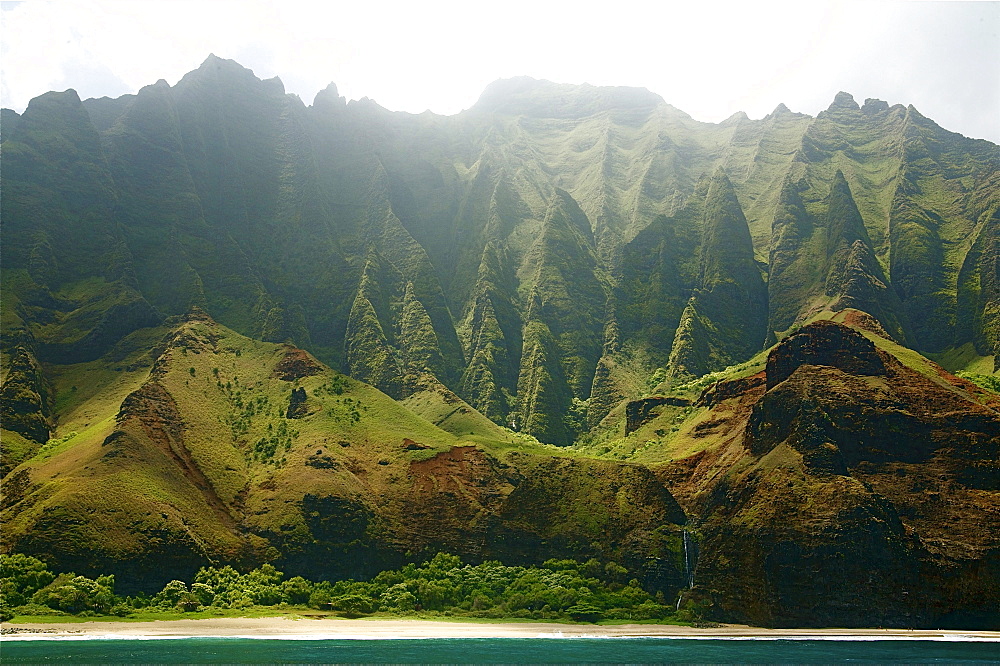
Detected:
left=2, top=638, right=997, bottom=664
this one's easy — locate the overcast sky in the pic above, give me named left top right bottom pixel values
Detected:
left=2, top=0, right=998, bottom=142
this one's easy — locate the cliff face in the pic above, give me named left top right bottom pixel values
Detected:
left=663, top=318, right=1000, bottom=627
left=2, top=61, right=999, bottom=626
left=666, top=170, right=768, bottom=382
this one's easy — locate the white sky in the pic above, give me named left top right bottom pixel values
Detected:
left=1, top=0, right=998, bottom=142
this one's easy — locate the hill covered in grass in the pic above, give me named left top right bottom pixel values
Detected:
left=1, top=313, right=689, bottom=596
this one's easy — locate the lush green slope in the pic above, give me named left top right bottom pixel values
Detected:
left=0, top=314, right=689, bottom=595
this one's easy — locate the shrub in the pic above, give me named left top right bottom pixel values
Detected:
left=308, top=589, right=332, bottom=609
left=175, top=592, right=201, bottom=612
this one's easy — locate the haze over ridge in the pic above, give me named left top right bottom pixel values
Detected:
left=2, top=0, right=997, bottom=142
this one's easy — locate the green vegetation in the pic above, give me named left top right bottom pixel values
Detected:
left=956, top=371, right=1000, bottom=394
left=2, top=61, right=998, bottom=631
left=0, top=553, right=683, bottom=624
left=928, top=342, right=996, bottom=375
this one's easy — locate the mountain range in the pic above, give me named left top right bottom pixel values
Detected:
left=1, top=55, right=998, bottom=628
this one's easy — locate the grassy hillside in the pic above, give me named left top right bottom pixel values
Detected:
left=1, top=314, right=689, bottom=595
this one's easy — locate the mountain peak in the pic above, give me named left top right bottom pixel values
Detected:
left=828, top=91, right=860, bottom=111
left=32, top=88, right=82, bottom=107
left=861, top=98, right=889, bottom=115
left=313, top=82, right=346, bottom=111
left=721, top=110, right=749, bottom=125
left=189, top=54, right=258, bottom=81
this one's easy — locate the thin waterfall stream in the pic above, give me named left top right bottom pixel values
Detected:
left=683, top=529, right=694, bottom=588
left=676, top=529, right=695, bottom=611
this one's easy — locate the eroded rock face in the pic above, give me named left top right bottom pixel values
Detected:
left=272, top=347, right=324, bottom=381
left=764, top=320, right=886, bottom=389
left=626, top=396, right=691, bottom=434
left=696, top=372, right=766, bottom=407
left=687, top=320, right=1000, bottom=628
left=116, top=381, right=184, bottom=443
left=395, top=446, right=689, bottom=592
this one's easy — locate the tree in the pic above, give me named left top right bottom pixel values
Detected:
left=332, top=594, right=373, bottom=617
left=31, top=574, right=116, bottom=613
left=190, top=582, right=215, bottom=606
left=193, top=565, right=241, bottom=606
left=0, top=553, right=55, bottom=606
left=153, top=580, right=189, bottom=608
left=281, top=576, right=312, bottom=605
left=243, top=564, right=284, bottom=606
left=566, top=602, right=603, bottom=622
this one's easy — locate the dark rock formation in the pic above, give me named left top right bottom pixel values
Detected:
left=272, top=348, right=324, bottom=381
left=626, top=396, right=691, bottom=435
left=696, top=372, right=766, bottom=407
left=286, top=387, right=308, bottom=419
left=764, top=319, right=886, bottom=389
left=402, top=438, right=430, bottom=450
left=685, top=319, right=1000, bottom=628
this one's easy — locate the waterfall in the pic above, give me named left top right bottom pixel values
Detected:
left=682, top=529, right=694, bottom=589
left=676, top=529, right=695, bottom=610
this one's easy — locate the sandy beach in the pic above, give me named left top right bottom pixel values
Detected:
left=3, top=617, right=998, bottom=641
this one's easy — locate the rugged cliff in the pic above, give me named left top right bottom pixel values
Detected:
left=2, top=58, right=997, bottom=446
left=629, top=315, right=1000, bottom=627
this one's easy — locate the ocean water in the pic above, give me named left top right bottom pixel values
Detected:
left=2, top=637, right=997, bottom=664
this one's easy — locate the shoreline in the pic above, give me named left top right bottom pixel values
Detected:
left=3, top=617, right=998, bottom=641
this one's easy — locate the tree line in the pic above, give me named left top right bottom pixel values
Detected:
left=0, top=552, right=689, bottom=623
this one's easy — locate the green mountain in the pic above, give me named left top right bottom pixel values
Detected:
left=2, top=56, right=998, bottom=627
left=1, top=313, right=687, bottom=594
